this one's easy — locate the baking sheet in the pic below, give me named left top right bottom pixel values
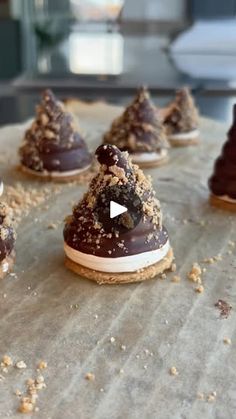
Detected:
left=0, top=101, right=235, bottom=419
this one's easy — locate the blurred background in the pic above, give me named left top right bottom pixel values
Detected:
left=1, top=0, right=236, bottom=126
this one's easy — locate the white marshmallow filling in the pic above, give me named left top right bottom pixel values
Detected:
left=131, top=149, right=168, bottom=163
left=169, top=129, right=199, bottom=141
left=64, top=240, right=170, bottom=273
left=21, top=163, right=91, bottom=178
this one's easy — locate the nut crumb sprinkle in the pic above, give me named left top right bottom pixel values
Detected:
left=223, top=337, right=231, bottom=345
left=169, top=366, right=178, bottom=376
left=85, top=372, right=95, bottom=381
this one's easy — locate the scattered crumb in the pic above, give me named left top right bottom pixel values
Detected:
left=120, top=345, right=126, bottom=351
left=1, top=355, right=13, bottom=367
left=197, top=392, right=205, bottom=400
left=85, top=372, right=95, bottom=381
left=38, top=360, right=47, bottom=370
left=15, top=361, right=27, bottom=369
left=207, top=392, right=217, bottom=402
left=47, top=223, right=57, bottom=230
left=215, top=300, right=232, bottom=319
left=119, top=369, right=124, bottom=374
left=169, top=366, right=178, bottom=376
left=172, top=275, right=181, bottom=283
left=110, top=337, right=115, bottom=343
left=195, top=285, right=204, bottom=293
left=19, top=399, right=34, bottom=413
left=223, top=337, right=231, bottom=345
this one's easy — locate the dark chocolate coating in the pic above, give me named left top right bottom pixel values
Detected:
left=64, top=205, right=169, bottom=258
left=209, top=104, right=236, bottom=199
left=64, top=144, right=168, bottom=258
left=20, top=89, right=92, bottom=173
left=103, top=87, right=168, bottom=153
left=96, top=144, right=133, bottom=177
left=0, top=227, right=15, bottom=262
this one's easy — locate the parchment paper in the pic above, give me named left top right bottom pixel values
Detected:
left=0, top=101, right=235, bottom=419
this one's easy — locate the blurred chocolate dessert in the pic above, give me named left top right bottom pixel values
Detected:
left=0, top=199, right=16, bottom=278
left=164, top=87, right=200, bottom=146
left=19, top=90, right=92, bottom=181
left=63, top=144, right=173, bottom=284
left=103, top=87, right=169, bottom=168
left=209, top=104, right=236, bottom=211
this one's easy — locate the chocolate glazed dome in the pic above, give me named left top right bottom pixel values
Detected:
left=19, top=89, right=92, bottom=174
left=209, top=104, right=236, bottom=199
left=103, top=87, right=168, bottom=154
left=0, top=202, right=16, bottom=262
left=64, top=144, right=169, bottom=258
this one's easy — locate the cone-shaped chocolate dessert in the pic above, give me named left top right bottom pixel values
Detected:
left=103, top=87, right=169, bottom=168
left=19, top=90, right=92, bottom=181
left=0, top=196, right=16, bottom=278
left=63, top=144, right=173, bottom=284
left=209, top=104, right=236, bottom=212
left=164, top=87, right=200, bottom=146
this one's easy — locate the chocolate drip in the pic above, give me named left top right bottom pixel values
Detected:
left=64, top=144, right=169, bottom=258
left=164, top=87, right=199, bottom=134
left=209, top=104, right=236, bottom=199
left=0, top=202, right=16, bottom=262
left=103, top=87, right=168, bottom=154
left=19, top=89, right=91, bottom=173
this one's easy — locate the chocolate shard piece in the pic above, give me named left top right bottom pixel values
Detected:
left=19, top=89, right=91, bottom=174
left=209, top=104, right=236, bottom=200
left=164, top=87, right=199, bottom=134
left=103, top=87, right=168, bottom=154
left=64, top=144, right=170, bottom=259
left=0, top=202, right=16, bottom=263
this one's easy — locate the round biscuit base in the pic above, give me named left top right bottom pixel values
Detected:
left=133, top=155, right=169, bottom=169
left=169, top=137, right=200, bottom=147
left=210, top=194, right=236, bottom=213
left=0, top=251, right=15, bottom=280
left=65, top=248, right=174, bottom=285
left=20, top=164, right=91, bottom=183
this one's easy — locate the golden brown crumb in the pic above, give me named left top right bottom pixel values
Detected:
left=19, top=399, right=34, bottom=413
left=1, top=355, right=13, bottom=367
left=223, top=337, right=231, bottom=345
left=197, top=392, right=205, bottom=400
left=207, top=392, right=217, bottom=402
left=195, top=285, right=204, bottom=293
left=47, top=223, right=57, bottom=230
left=169, top=366, right=178, bottom=376
left=172, top=275, right=181, bottom=283
left=38, top=360, right=47, bottom=370
left=85, top=372, right=95, bottom=381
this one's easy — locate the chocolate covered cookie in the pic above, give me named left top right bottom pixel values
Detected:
left=164, top=87, right=200, bottom=146
left=19, top=90, right=92, bottom=181
left=103, top=87, right=169, bottom=168
left=63, top=144, right=174, bottom=284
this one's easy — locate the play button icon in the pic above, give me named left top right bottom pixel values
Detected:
left=94, top=185, right=142, bottom=234
left=110, top=201, right=127, bottom=219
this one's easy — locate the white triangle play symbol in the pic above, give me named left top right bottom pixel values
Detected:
left=110, top=200, right=127, bottom=219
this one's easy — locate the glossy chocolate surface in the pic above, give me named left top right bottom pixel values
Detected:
left=64, top=144, right=169, bottom=258
left=209, top=104, right=236, bottom=199
left=20, top=90, right=91, bottom=173
left=103, top=87, right=168, bottom=154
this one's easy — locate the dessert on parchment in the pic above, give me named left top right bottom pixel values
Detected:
left=209, top=104, right=236, bottom=212
left=164, top=87, right=200, bottom=146
left=0, top=184, right=16, bottom=278
left=63, top=144, right=173, bottom=284
left=19, top=90, right=92, bottom=181
left=103, top=87, right=169, bottom=168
